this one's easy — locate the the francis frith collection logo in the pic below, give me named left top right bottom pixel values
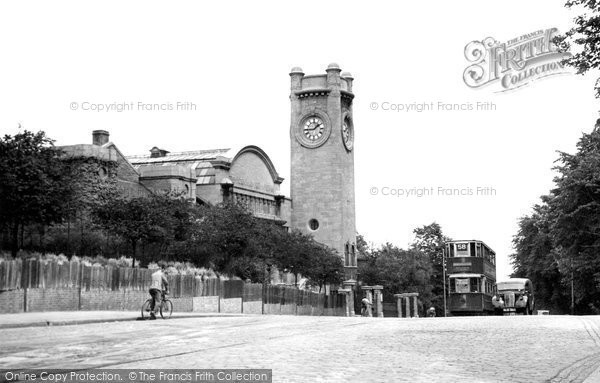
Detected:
left=463, top=27, right=572, bottom=92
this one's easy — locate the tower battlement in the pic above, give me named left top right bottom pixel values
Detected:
left=290, top=64, right=354, bottom=93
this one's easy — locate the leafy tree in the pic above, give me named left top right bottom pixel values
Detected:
left=554, top=1, right=600, bottom=97
left=510, top=203, right=570, bottom=314
left=0, top=130, right=71, bottom=256
left=191, top=202, right=274, bottom=280
left=93, top=193, right=179, bottom=267
left=411, top=223, right=451, bottom=313
left=548, top=128, right=600, bottom=313
left=301, top=243, right=345, bottom=291
left=190, top=202, right=344, bottom=284
left=360, top=243, right=433, bottom=313
left=272, top=229, right=313, bottom=284
left=512, top=127, right=600, bottom=314
left=356, top=233, right=371, bottom=257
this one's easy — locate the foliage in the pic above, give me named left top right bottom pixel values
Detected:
left=511, top=128, right=600, bottom=314
left=189, top=202, right=343, bottom=285
left=359, top=242, right=433, bottom=310
left=411, top=223, right=451, bottom=313
left=62, top=157, right=120, bottom=217
left=190, top=202, right=268, bottom=279
left=554, top=1, right=600, bottom=97
left=299, top=242, right=345, bottom=290
left=550, top=128, right=600, bottom=313
left=0, top=130, right=72, bottom=256
left=92, top=192, right=196, bottom=267
left=510, top=204, right=570, bottom=314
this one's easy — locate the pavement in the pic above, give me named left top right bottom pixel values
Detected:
left=0, top=311, right=243, bottom=329
left=2, top=314, right=600, bottom=382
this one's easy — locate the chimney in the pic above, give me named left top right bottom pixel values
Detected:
left=92, top=130, right=110, bottom=146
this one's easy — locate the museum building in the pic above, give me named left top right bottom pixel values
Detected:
left=60, top=64, right=358, bottom=280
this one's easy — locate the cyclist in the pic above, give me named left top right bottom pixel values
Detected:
left=149, top=263, right=169, bottom=320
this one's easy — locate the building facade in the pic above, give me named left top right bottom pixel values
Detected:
left=127, top=145, right=292, bottom=226
left=61, top=64, right=357, bottom=278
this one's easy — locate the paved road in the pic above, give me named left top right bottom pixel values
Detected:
left=1, top=315, right=600, bottom=382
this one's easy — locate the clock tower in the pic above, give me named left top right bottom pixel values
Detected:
left=289, top=63, right=357, bottom=280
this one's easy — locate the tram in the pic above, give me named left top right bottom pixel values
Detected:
left=444, top=240, right=497, bottom=315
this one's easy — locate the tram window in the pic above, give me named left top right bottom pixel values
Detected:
left=448, top=244, right=455, bottom=258
left=476, top=244, right=482, bottom=257
left=470, top=242, right=476, bottom=257
left=456, top=243, right=468, bottom=256
left=470, top=278, right=479, bottom=293
left=455, top=278, right=469, bottom=293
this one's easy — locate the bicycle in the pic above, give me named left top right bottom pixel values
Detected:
left=141, top=291, right=173, bottom=319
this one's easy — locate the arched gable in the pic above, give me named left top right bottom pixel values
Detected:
left=229, top=146, right=283, bottom=194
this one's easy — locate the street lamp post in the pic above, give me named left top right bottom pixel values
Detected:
left=442, top=248, right=447, bottom=317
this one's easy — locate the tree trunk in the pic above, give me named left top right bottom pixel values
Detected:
left=10, top=221, right=19, bottom=257
left=80, top=212, right=85, bottom=256
left=19, top=223, right=24, bottom=250
left=131, top=240, right=137, bottom=268
left=66, top=219, right=71, bottom=255
left=38, top=224, right=45, bottom=249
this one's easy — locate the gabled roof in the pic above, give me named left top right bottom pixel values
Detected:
left=127, top=145, right=284, bottom=187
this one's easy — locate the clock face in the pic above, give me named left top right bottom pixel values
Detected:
left=295, top=113, right=331, bottom=148
left=342, top=120, right=354, bottom=151
left=304, top=117, right=324, bottom=141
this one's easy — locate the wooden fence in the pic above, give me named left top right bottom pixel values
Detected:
left=0, top=259, right=346, bottom=314
left=0, top=258, right=223, bottom=297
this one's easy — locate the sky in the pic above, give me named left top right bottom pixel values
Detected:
left=0, top=0, right=598, bottom=281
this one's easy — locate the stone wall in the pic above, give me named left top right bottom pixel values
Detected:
left=80, top=290, right=146, bottom=311
left=220, top=298, right=242, bottom=313
left=0, top=290, right=24, bottom=313
left=26, top=288, right=80, bottom=312
left=0, top=287, right=346, bottom=317
left=192, top=296, right=219, bottom=313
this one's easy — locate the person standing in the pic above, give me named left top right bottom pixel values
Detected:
left=427, top=306, right=436, bottom=317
